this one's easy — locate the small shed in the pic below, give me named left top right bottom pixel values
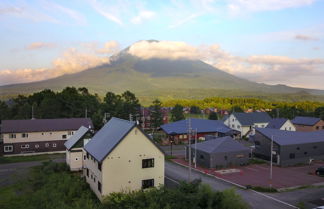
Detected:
left=64, top=126, right=93, bottom=171
left=187, top=136, right=250, bottom=168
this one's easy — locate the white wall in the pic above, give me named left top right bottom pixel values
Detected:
left=3, top=130, right=75, bottom=143
left=280, top=120, right=296, bottom=131
left=66, top=148, right=83, bottom=171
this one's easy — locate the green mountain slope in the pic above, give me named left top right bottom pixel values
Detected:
left=1, top=45, right=324, bottom=102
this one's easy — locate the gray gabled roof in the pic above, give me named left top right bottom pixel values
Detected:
left=84, top=117, right=136, bottom=162
left=1, top=118, right=93, bottom=133
left=233, top=112, right=271, bottom=126
left=266, top=118, right=288, bottom=129
left=191, top=136, right=249, bottom=154
left=64, top=126, right=89, bottom=150
left=291, top=116, right=321, bottom=126
left=256, top=128, right=324, bottom=146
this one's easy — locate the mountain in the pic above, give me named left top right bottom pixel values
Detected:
left=1, top=41, right=324, bottom=103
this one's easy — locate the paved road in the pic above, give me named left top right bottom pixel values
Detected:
left=165, top=161, right=297, bottom=209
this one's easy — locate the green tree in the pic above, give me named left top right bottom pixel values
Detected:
left=150, top=99, right=164, bottom=130
left=190, top=106, right=201, bottom=114
left=208, top=112, right=218, bottom=120
left=171, top=104, right=185, bottom=121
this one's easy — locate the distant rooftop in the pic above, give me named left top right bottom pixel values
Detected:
left=256, top=128, right=324, bottom=146
left=64, top=126, right=90, bottom=150
left=233, top=112, right=271, bottom=126
left=291, top=116, right=321, bottom=126
left=161, top=118, right=232, bottom=135
left=266, top=118, right=288, bottom=129
left=1, top=118, right=93, bottom=133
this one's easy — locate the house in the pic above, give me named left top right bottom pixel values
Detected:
left=83, top=117, right=164, bottom=200
left=140, top=107, right=169, bottom=130
left=186, top=136, right=250, bottom=168
left=64, top=126, right=93, bottom=171
left=1, top=118, right=93, bottom=156
left=291, top=116, right=324, bottom=132
left=253, top=128, right=324, bottom=166
left=266, top=118, right=296, bottom=131
left=224, top=112, right=271, bottom=137
left=160, top=118, right=239, bottom=144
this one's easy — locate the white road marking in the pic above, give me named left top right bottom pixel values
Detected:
left=165, top=176, right=180, bottom=185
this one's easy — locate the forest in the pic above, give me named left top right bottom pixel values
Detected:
left=0, top=87, right=323, bottom=130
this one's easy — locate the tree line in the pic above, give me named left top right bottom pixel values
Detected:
left=0, top=87, right=140, bottom=129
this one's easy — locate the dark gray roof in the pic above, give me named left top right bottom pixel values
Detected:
left=191, top=136, right=249, bottom=154
left=64, top=126, right=89, bottom=150
left=266, top=118, right=288, bottom=129
left=291, top=116, right=321, bottom=126
left=1, top=118, right=93, bottom=133
left=233, top=112, right=271, bottom=126
left=84, top=117, right=136, bottom=162
left=256, top=128, right=324, bottom=146
left=161, top=118, right=232, bottom=135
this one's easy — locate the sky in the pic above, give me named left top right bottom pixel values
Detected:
left=0, top=0, right=324, bottom=89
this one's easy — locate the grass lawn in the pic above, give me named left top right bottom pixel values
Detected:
left=0, top=153, right=65, bottom=164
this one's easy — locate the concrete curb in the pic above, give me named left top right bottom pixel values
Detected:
left=171, top=160, right=246, bottom=189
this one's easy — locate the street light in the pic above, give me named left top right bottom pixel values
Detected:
left=169, top=132, right=176, bottom=157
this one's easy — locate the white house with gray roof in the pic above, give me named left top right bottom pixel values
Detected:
left=266, top=118, right=296, bottom=131
left=224, top=112, right=271, bottom=137
left=64, top=126, right=93, bottom=171
left=83, top=117, right=165, bottom=200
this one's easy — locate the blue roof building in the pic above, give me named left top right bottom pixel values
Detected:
left=291, top=116, right=324, bottom=132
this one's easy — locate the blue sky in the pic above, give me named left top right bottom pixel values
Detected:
left=0, top=0, right=323, bottom=89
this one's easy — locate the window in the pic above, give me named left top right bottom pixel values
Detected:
left=224, top=156, right=228, bottom=160
left=296, top=147, right=300, bottom=150
left=52, top=143, right=57, bottom=148
left=98, top=162, right=102, bottom=171
left=98, top=182, right=102, bottom=193
left=261, top=125, right=265, bottom=128
left=4, top=145, right=13, bottom=153
left=86, top=152, right=89, bottom=159
left=75, top=157, right=79, bottom=161
left=84, top=155, right=86, bottom=160
left=21, top=144, right=29, bottom=149
left=9, top=134, right=16, bottom=139
left=62, top=135, right=67, bottom=139
left=237, top=125, right=241, bottom=129
left=142, top=158, right=154, bottom=168
left=200, top=155, right=204, bottom=159
left=93, top=177, right=96, bottom=182
left=22, top=133, right=28, bottom=138
left=316, top=126, right=320, bottom=130
left=255, top=141, right=261, bottom=146
left=232, top=124, right=234, bottom=128
left=142, top=179, right=154, bottom=189
left=304, top=152, right=308, bottom=155
left=42, top=133, right=44, bottom=135
left=289, top=153, right=295, bottom=159
left=68, top=131, right=73, bottom=135
left=35, top=144, right=39, bottom=149
left=313, top=146, right=318, bottom=149
left=86, top=168, right=89, bottom=177
left=45, top=143, right=49, bottom=147
left=322, top=126, right=324, bottom=129
left=183, top=135, right=187, bottom=139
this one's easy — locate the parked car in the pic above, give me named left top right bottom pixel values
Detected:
left=312, top=206, right=324, bottom=209
left=315, top=166, right=324, bottom=176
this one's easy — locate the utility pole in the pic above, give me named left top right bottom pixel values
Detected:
left=85, top=107, right=88, bottom=118
left=188, top=118, right=192, bottom=181
left=31, top=105, right=34, bottom=119
left=270, top=135, right=273, bottom=189
left=195, top=128, right=197, bottom=168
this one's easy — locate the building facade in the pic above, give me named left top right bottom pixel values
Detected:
left=224, top=112, right=271, bottom=137
left=83, top=117, right=164, bottom=200
left=292, top=116, right=324, bottom=132
left=65, top=126, right=93, bottom=171
left=186, top=136, right=250, bottom=168
left=253, top=128, right=324, bottom=166
left=1, top=118, right=93, bottom=155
